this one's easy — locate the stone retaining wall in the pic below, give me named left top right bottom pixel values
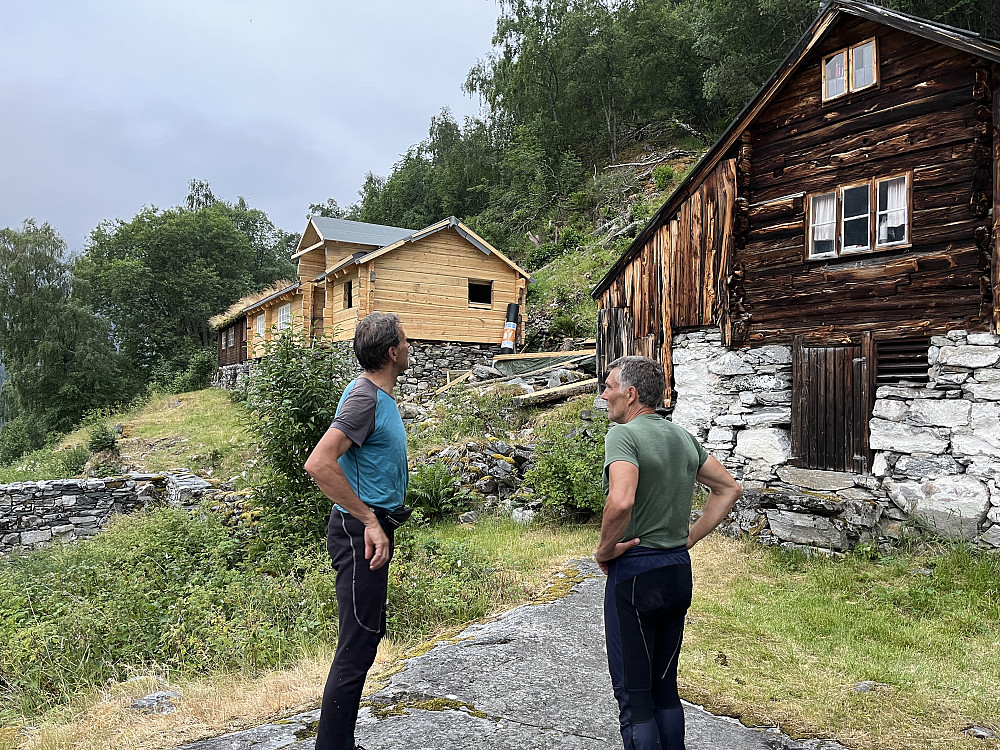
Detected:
left=668, top=328, right=1000, bottom=551
left=0, top=470, right=240, bottom=554
left=215, top=341, right=500, bottom=401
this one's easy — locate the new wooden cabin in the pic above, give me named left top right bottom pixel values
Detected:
left=216, top=216, right=530, bottom=364
left=593, top=0, right=1000, bottom=476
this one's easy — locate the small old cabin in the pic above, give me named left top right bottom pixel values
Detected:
left=592, top=0, right=1000, bottom=545
left=215, top=216, right=530, bottom=372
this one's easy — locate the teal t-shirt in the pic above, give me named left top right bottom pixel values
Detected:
left=331, top=378, right=408, bottom=511
left=603, top=413, right=709, bottom=550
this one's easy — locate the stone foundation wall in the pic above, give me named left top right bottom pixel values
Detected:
left=214, top=341, right=500, bottom=402
left=668, top=327, right=1000, bottom=551
left=0, top=470, right=239, bottom=554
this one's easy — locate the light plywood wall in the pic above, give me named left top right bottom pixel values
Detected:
left=369, top=228, right=524, bottom=344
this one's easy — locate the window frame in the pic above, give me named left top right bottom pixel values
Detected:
left=220, top=329, right=227, bottom=349
left=839, top=179, right=873, bottom=256
left=468, top=279, right=493, bottom=309
left=344, top=280, right=353, bottom=309
left=277, top=302, right=291, bottom=330
left=874, top=172, right=911, bottom=250
left=256, top=313, right=265, bottom=338
left=228, top=328, right=235, bottom=347
left=804, top=171, right=912, bottom=261
left=822, top=37, right=878, bottom=102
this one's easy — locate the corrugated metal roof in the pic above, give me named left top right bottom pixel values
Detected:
left=310, top=216, right=414, bottom=247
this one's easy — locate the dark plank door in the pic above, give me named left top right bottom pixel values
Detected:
left=792, top=335, right=871, bottom=473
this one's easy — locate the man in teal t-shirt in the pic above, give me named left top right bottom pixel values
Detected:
left=595, top=356, right=742, bottom=750
left=305, top=312, right=411, bottom=750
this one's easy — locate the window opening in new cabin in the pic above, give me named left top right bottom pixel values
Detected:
left=823, top=38, right=877, bottom=101
left=277, top=302, right=291, bottom=330
left=876, top=175, right=908, bottom=246
left=344, top=280, right=353, bottom=309
left=256, top=313, right=265, bottom=337
left=841, top=183, right=870, bottom=253
left=469, top=280, right=492, bottom=308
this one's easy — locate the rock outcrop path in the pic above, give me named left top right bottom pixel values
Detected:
left=178, top=560, right=846, bottom=750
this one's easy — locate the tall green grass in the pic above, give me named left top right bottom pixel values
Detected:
left=0, top=509, right=593, bottom=723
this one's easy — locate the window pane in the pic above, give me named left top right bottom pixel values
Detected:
left=852, top=41, right=874, bottom=89
left=844, top=217, right=869, bottom=249
left=825, top=52, right=846, bottom=98
left=843, top=185, right=869, bottom=218
left=810, top=192, right=837, bottom=257
left=877, top=175, right=907, bottom=245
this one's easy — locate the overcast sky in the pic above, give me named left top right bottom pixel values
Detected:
left=0, top=1, right=500, bottom=253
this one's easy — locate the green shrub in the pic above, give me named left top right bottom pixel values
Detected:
left=523, top=408, right=609, bottom=517
left=173, top=349, right=217, bottom=393
left=87, top=423, right=118, bottom=453
left=243, top=330, right=355, bottom=547
left=406, top=461, right=468, bottom=520
left=57, top=445, right=91, bottom=476
left=652, top=164, right=675, bottom=190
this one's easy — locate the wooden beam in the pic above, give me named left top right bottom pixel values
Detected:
left=493, top=349, right=595, bottom=362
left=513, top=378, right=598, bottom=406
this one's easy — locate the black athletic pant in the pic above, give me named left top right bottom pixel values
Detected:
left=315, top=510, right=395, bottom=750
left=605, top=546, right=693, bottom=750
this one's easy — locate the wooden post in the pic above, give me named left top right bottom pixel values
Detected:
left=993, top=71, right=1000, bottom=334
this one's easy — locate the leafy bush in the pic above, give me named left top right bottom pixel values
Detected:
left=522, top=407, right=609, bottom=517
left=56, top=445, right=91, bottom=476
left=173, top=349, right=217, bottom=393
left=653, top=164, right=675, bottom=190
left=87, top=423, right=118, bottom=453
left=406, top=461, right=469, bottom=520
left=243, top=330, right=356, bottom=546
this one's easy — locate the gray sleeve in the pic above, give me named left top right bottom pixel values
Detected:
left=330, top=380, right=377, bottom=447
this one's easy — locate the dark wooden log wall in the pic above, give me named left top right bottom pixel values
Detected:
left=217, top=318, right=247, bottom=367
left=597, top=159, right=737, bottom=402
left=743, top=16, right=995, bottom=345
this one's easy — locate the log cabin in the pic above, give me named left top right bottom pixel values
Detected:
left=215, top=215, right=530, bottom=365
left=592, top=0, right=1000, bottom=544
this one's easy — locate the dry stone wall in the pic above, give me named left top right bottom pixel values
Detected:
left=0, top=470, right=241, bottom=555
left=215, top=341, right=500, bottom=400
left=668, top=328, right=1000, bottom=552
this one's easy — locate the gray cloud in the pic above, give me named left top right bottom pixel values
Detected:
left=1, top=0, right=497, bottom=251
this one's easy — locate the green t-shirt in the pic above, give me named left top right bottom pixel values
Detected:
left=603, top=413, right=709, bottom=550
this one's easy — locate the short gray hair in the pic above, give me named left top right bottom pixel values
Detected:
left=608, top=356, right=665, bottom=409
left=354, top=312, right=401, bottom=371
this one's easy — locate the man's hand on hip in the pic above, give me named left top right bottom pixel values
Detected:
left=364, top=521, right=391, bottom=570
left=595, top=537, right=641, bottom=574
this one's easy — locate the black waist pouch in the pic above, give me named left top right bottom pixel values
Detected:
left=372, top=505, right=413, bottom=531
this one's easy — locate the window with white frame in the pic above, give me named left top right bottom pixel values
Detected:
left=807, top=173, right=910, bottom=259
left=220, top=330, right=227, bottom=349
left=823, top=38, right=877, bottom=101
left=277, top=303, right=291, bottom=330
left=228, top=328, right=235, bottom=347
left=256, top=313, right=265, bottom=337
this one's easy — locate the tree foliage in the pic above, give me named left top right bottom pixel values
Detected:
left=0, top=221, right=132, bottom=461
left=77, top=182, right=296, bottom=382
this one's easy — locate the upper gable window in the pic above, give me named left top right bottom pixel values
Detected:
left=823, top=38, right=877, bottom=101
left=807, top=173, right=910, bottom=259
left=343, top=280, right=353, bottom=309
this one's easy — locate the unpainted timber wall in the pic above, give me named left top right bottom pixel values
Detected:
left=742, top=16, right=995, bottom=346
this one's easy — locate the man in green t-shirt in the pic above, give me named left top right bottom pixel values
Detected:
left=595, top=356, right=742, bottom=750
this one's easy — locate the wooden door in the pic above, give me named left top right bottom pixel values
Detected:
left=597, top=307, right=631, bottom=390
left=791, top=335, right=873, bottom=473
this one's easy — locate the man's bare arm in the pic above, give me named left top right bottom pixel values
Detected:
left=687, top=456, right=742, bottom=549
left=594, top=460, right=641, bottom=572
left=304, top=427, right=391, bottom=570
